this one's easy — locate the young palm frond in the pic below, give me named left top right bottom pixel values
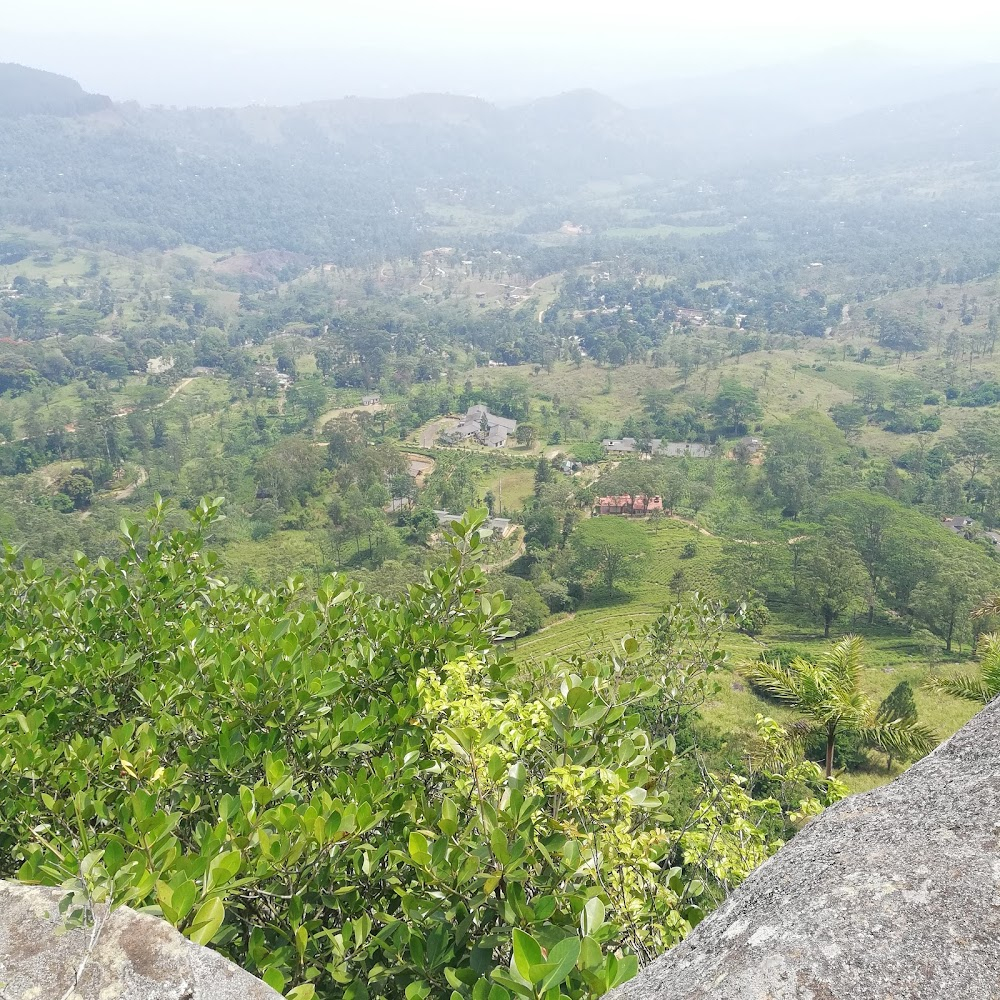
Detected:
left=972, top=596, right=1000, bottom=619
left=862, top=717, right=939, bottom=760
left=822, top=635, right=865, bottom=689
left=931, top=675, right=999, bottom=703
left=930, top=632, right=1000, bottom=704
left=742, top=657, right=806, bottom=704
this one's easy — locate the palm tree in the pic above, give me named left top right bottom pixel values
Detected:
left=973, top=594, right=1000, bottom=620
left=929, top=631, right=1000, bottom=703
left=743, top=635, right=938, bottom=778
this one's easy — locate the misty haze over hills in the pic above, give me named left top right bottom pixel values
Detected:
left=1, top=53, right=1000, bottom=269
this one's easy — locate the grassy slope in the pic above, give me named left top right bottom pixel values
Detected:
left=511, top=515, right=982, bottom=794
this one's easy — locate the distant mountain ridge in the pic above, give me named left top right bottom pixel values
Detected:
left=1, top=60, right=1000, bottom=261
left=0, top=63, right=111, bottom=117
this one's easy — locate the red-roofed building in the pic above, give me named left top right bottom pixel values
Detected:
left=596, top=494, right=632, bottom=514
left=595, top=494, right=665, bottom=516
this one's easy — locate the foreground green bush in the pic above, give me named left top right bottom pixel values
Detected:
left=0, top=500, right=832, bottom=999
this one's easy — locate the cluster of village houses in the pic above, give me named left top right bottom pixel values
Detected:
left=600, top=436, right=763, bottom=459
left=437, top=405, right=766, bottom=461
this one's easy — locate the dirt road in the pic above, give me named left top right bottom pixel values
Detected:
left=157, top=377, right=196, bottom=406
left=418, top=417, right=455, bottom=448
left=108, top=467, right=148, bottom=501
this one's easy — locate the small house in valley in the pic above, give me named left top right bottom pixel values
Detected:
left=943, top=516, right=976, bottom=538
left=445, top=405, right=517, bottom=448
left=601, top=438, right=713, bottom=459
left=434, top=510, right=515, bottom=539
left=942, top=515, right=1000, bottom=547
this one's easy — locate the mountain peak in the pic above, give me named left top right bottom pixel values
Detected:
left=0, top=63, right=111, bottom=117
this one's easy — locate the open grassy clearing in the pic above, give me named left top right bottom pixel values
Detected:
left=219, top=528, right=330, bottom=587
left=476, top=465, right=536, bottom=513
left=512, top=518, right=724, bottom=663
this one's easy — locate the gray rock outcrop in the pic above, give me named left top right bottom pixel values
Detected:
left=0, top=881, right=281, bottom=1000
left=612, top=697, right=1000, bottom=1000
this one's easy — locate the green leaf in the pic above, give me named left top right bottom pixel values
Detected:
left=492, top=968, right=535, bottom=999
left=207, top=849, right=241, bottom=891
left=103, top=840, right=125, bottom=875
left=438, top=797, right=459, bottom=837
left=408, top=831, right=431, bottom=865
left=171, top=879, right=197, bottom=922
left=579, top=936, right=603, bottom=971
left=186, top=897, right=225, bottom=946
left=610, top=955, right=638, bottom=988
left=285, top=987, right=316, bottom=1000
left=262, top=967, right=285, bottom=994
left=507, top=761, right=527, bottom=789
left=581, top=897, right=605, bottom=936
left=489, top=828, right=509, bottom=865
left=511, top=929, right=543, bottom=983
left=539, top=937, right=581, bottom=992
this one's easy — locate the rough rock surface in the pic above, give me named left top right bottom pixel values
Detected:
left=0, top=881, right=281, bottom=1000
left=612, top=697, right=1000, bottom=1000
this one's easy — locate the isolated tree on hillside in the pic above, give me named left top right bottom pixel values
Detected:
left=953, top=415, right=1000, bottom=498
left=853, top=373, right=882, bottom=412
left=829, top=402, right=866, bottom=439
left=834, top=492, right=899, bottom=624
left=594, top=542, right=640, bottom=594
left=287, top=376, right=328, bottom=421
left=572, top=529, right=644, bottom=596
left=314, top=346, right=335, bottom=377
left=57, top=473, right=94, bottom=511
left=764, top=411, right=849, bottom=517
left=716, top=535, right=781, bottom=608
left=799, top=532, right=865, bottom=638
left=912, top=564, right=983, bottom=652
left=711, top=379, right=762, bottom=436
left=744, top=635, right=937, bottom=778
left=873, top=681, right=919, bottom=770
left=515, top=423, right=537, bottom=447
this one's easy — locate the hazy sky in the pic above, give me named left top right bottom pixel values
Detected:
left=4, top=0, right=1000, bottom=106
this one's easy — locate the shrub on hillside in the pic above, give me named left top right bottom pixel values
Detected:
left=536, top=578, right=576, bottom=613
left=0, top=501, right=831, bottom=1000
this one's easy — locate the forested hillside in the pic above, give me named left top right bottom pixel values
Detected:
left=2, top=62, right=1000, bottom=268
